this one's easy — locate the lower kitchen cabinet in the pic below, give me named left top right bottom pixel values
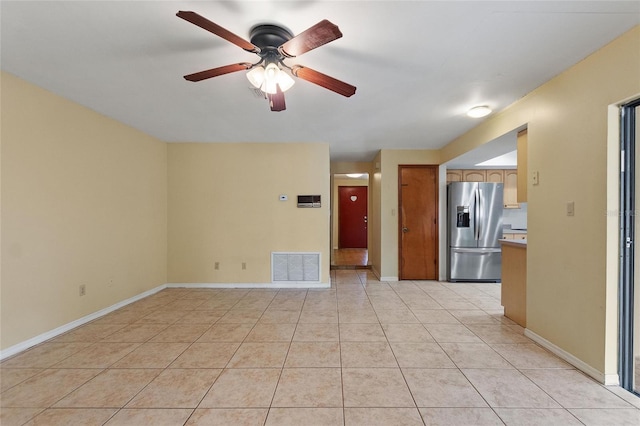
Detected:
left=500, top=240, right=527, bottom=327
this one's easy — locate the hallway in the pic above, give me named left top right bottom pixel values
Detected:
left=331, top=249, right=368, bottom=269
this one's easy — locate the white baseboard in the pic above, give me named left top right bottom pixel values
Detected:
left=604, top=374, right=621, bottom=386
left=524, top=328, right=619, bottom=385
left=0, top=284, right=167, bottom=361
left=167, top=282, right=331, bottom=289
left=371, top=267, right=381, bottom=280
left=369, top=266, right=399, bottom=282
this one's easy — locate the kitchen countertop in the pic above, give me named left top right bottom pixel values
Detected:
left=499, top=239, right=527, bottom=247
left=503, top=229, right=527, bottom=234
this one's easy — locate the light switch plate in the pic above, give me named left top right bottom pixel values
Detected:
left=567, top=201, right=575, bottom=216
left=532, top=171, right=539, bottom=185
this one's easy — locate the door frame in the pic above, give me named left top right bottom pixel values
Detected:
left=619, top=97, right=640, bottom=394
left=398, top=165, right=439, bottom=280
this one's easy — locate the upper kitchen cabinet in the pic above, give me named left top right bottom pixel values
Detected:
left=446, top=169, right=464, bottom=182
left=487, top=170, right=520, bottom=208
left=447, top=168, right=520, bottom=208
left=504, top=170, right=519, bottom=208
left=486, top=169, right=504, bottom=183
left=517, top=129, right=528, bottom=203
left=462, top=170, right=486, bottom=182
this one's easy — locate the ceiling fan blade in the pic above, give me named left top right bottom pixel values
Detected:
left=267, top=85, right=286, bottom=112
left=177, top=11, right=259, bottom=53
left=291, top=65, right=356, bottom=97
left=184, top=63, right=252, bottom=82
left=279, top=20, right=342, bottom=57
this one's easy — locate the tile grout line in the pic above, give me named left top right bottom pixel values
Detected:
left=377, top=279, right=429, bottom=425
left=263, top=288, right=307, bottom=424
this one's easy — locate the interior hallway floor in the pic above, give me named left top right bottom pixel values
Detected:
left=331, top=248, right=369, bottom=269
left=1, top=270, right=639, bottom=425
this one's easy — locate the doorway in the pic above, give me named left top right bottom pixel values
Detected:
left=338, top=186, right=368, bottom=248
left=620, top=97, right=640, bottom=395
left=399, top=165, right=439, bottom=280
left=332, top=173, right=369, bottom=268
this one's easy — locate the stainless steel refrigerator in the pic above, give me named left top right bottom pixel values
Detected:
left=447, top=182, right=503, bottom=282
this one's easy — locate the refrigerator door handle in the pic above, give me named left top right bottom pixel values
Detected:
left=474, top=189, right=480, bottom=241
left=478, top=188, right=483, bottom=240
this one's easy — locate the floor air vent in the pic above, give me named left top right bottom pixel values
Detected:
left=272, top=252, right=320, bottom=283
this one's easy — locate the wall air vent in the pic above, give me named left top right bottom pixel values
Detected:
left=272, top=252, right=320, bottom=283
left=297, top=195, right=321, bottom=208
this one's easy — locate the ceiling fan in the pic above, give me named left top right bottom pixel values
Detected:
left=176, top=11, right=357, bottom=112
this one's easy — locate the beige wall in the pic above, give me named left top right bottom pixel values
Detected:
left=1, top=72, right=168, bottom=350
left=439, top=26, right=640, bottom=378
left=370, top=153, right=382, bottom=277
left=0, top=74, right=331, bottom=352
left=167, top=143, right=330, bottom=284
left=378, top=150, right=441, bottom=279
left=330, top=162, right=373, bottom=175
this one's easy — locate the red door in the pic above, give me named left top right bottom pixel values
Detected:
left=338, top=186, right=368, bottom=248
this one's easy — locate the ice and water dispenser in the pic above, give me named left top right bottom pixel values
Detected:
left=456, top=205, right=470, bottom=228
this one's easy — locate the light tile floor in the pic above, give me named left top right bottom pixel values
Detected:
left=2, top=270, right=640, bottom=425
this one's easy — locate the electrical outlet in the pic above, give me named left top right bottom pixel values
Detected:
left=242, top=262, right=247, bottom=270
left=214, top=262, right=220, bottom=270
left=79, top=284, right=86, bottom=296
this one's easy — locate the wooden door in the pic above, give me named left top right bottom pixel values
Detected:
left=338, top=186, right=368, bottom=248
left=399, top=166, right=438, bottom=280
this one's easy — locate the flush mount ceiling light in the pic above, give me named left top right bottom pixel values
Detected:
left=346, top=173, right=365, bottom=178
left=176, top=11, right=357, bottom=112
left=467, top=105, right=492, bottom=118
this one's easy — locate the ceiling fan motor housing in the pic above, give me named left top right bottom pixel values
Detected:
left=250, top=24, right=294, bottom=56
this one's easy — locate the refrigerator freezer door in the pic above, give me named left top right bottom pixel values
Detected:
left=448, top=248, right=502, bottom=282
left=477, top=183, right=504, bottom=248
left=448, top=182, right=478, bottom=248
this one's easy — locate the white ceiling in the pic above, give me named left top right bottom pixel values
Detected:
left=2, top=1, right=638, bottom=162
left=445, top=129, right=520, bottom=169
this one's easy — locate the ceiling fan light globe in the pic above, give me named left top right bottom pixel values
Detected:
left=265, top=62, right=279, bottom=80
left=262, top=81, right=277, bottom=95
left=277, top=71, right=295, bottom=92
left=246, top=66, right=265, bottom=89
left=262, top=63, right=294, bottom=94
